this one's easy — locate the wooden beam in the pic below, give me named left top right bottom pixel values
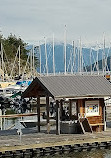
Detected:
left=56, top=100, right=60, bottom=135
left=46, top=96, right=49, bottom=124
left=37, top=96, right=40, bottom=132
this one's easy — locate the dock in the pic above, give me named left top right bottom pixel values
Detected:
left=1, top=128, right=111, bottom=157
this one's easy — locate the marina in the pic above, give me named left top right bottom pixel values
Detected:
left=0, top=74, right=111, bottom=157
left=1, top=0, right=111, bottom=157
left=0, top=23, right=111, bottom=158
left=0, top=75, right=111, bottom=157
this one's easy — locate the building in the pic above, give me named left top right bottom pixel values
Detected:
left=22, top=75, right=111, bottom=134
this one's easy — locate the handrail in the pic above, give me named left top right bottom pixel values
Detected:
left=0, top=113, right=40, bottom=118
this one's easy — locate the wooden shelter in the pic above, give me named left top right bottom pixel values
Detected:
left=22, top=75, right=111, bottom=134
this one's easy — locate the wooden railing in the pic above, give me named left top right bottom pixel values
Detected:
left=0, top=113, right=39, bottom=118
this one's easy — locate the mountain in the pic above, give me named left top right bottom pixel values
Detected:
left=29, top=43, right=111, bottom=74
left=86, top=55, right=111, bottom=72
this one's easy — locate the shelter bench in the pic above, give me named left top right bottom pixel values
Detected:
left=90, top=123, right=104, bottom=132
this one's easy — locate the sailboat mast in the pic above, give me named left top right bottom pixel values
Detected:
left=45, top=37, right=48, bottom=75
left=64, top=25, right=67, bottom=75
left=71, top=41, right=74, bottom=74
left=110, top=42, right=111, bottom=73
left=73, top=41, right=76, bottom=74
left=102, top=34, right=105, bottom=75
left=90, top=47, right=92, bottom=75
left=18, top=45, right=20, bottom=77
left=71, top=48, right=73, bottom=74
left=97, top=46, right=99, bottom=75
left=30, top=48, right=32, bottom=78
left=78, top=41, right=79, bottom=73
left=33, top=45, right=35, bottom=77
left=53, top=34, right=55, bottom=75
left=79, top=37, right=82, bottom=74
left=1, top=43, right=4, bottom=81
left=39, top=42, right=41, bottom=75
left=0, top=43, right=1, bottom=80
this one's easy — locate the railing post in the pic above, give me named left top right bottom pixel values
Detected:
left=56, top=100, right=60, bottom=135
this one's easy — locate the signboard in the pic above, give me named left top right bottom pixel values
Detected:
left=85, top=100, right=99, bottom=116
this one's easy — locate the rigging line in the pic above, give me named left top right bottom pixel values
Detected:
left=72, top=44, right=76, bottom=73
left=3, top=60, right=10, bottom=81
left=67, top=49, right=72, bottom=72
left=21, top=54, right=30, bottom=80
left=26, top=60, right=32, bottom=78
left=10, top=47, right=19, bottom=79
left=53, top=34, right=55, bottom=75
left=39, top=43, right=41, bottom=74
left=92, top=50, right=97, bottom=71
left=71, top=48, right=73, bottom=74
left=43, top=65, right=46, bottom=74
left=94, top=44, right=99, bottom=73
left=44, top=37, right=48, bottom=75
left=83, top=57, right=87, bottom=73
left=90, top=47, right=92, bottom=74
left=105, top=52, right=109, bottom=72
left=2, top=46, right=11, bottom=71
left=1, top=45, right=10, bottom=80
left=47, top=44, right=52, bottom=60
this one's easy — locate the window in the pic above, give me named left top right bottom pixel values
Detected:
left=85, top=100, right=99, bottom=116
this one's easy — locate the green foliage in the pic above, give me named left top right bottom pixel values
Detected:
left=0, top=33, right=39, bottom=77
left=3, top=33, right=28, bottom=60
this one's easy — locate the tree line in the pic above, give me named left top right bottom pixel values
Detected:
left=0, top=33, right=38, bottom=79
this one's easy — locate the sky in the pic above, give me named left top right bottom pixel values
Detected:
left=0, top=0, right=111, bottom=45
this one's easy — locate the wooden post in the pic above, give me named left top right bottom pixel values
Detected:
left=46, top=96, right=50, bottom=134
left=102, top=98, right=106, bottom=131
left=0, top=109, right=2, bottom=130
left=46, top=96, right=49, bottom=124
left=69, top=99, right=72, bottom=120
left=56, top=100, right=60, bottom=135
left=37, top=96, right=40, bottom=132
left=60, top=100, right=63, bottom=120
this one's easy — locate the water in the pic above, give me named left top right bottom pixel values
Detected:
left=42, top=149, right=111, bottom=158
left=2, top=115, right=37, bottom=130
left=0, top=107, right=37, bottom=130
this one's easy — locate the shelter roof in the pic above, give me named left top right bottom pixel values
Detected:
left=22, top=75, right=111, bottom=99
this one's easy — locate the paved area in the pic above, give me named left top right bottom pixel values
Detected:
left=0, top=127, right=111, bottom=152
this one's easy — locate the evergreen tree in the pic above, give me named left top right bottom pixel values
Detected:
left=0, top=33, right=38, bottom=78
